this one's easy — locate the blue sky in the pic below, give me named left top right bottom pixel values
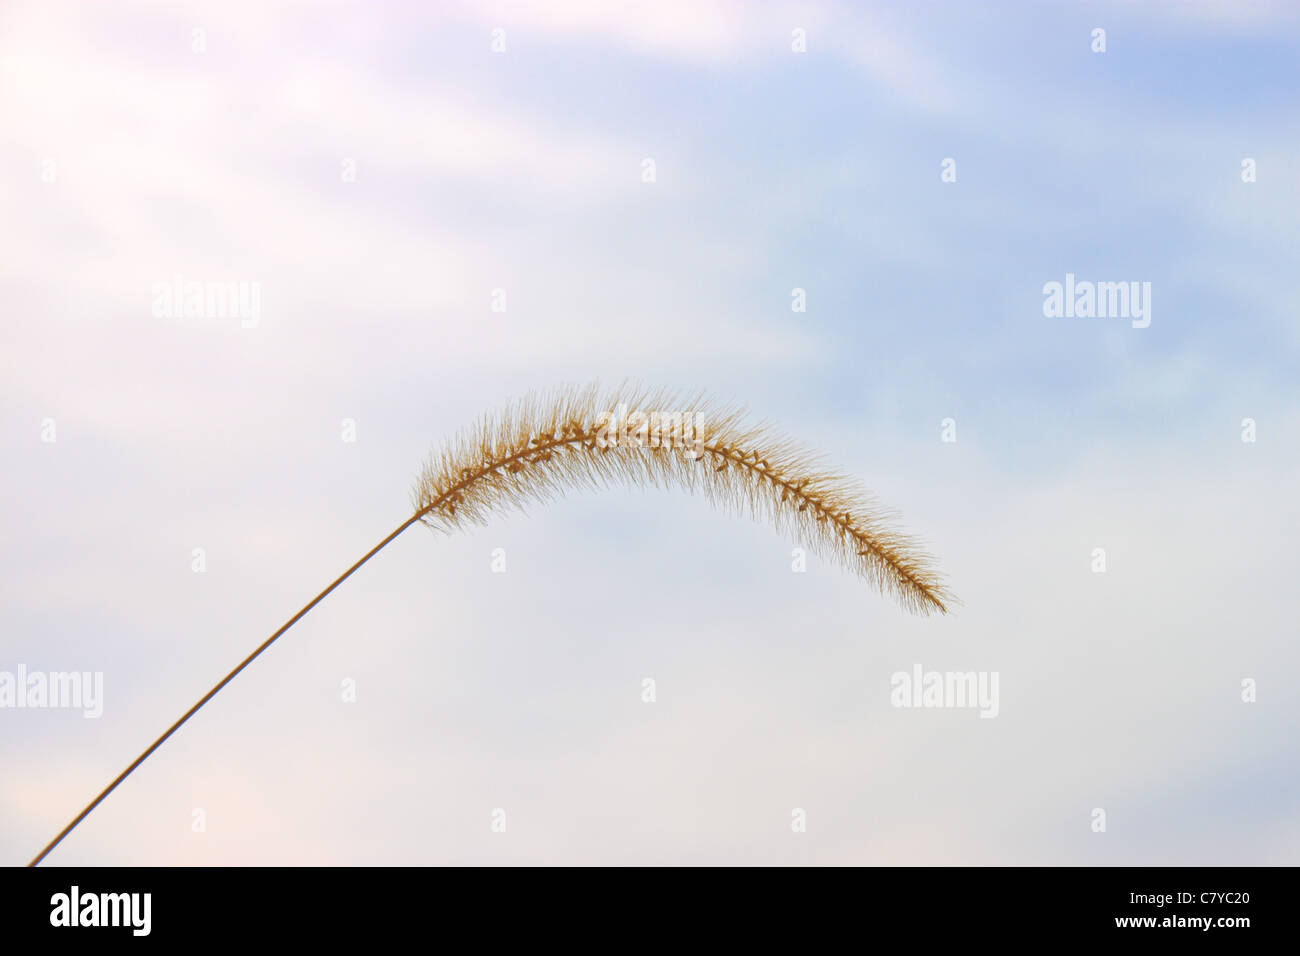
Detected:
left=1, top=0, right=1297, bottom=864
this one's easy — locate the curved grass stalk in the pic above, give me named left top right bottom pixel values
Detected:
left=28, top=382, right=952, bottom=866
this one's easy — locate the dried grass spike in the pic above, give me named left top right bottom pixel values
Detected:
left=411, top=383, right=954, bottom=616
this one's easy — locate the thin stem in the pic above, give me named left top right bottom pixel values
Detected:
left=27, top=513, right=423, bottom=867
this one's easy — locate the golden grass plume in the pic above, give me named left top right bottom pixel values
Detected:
left=413, top=383, right=954, bottom=615
left=29, top=381, right=956, bottom=867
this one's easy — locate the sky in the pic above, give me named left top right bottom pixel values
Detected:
left=1, top=0, right=1297, bottom=865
